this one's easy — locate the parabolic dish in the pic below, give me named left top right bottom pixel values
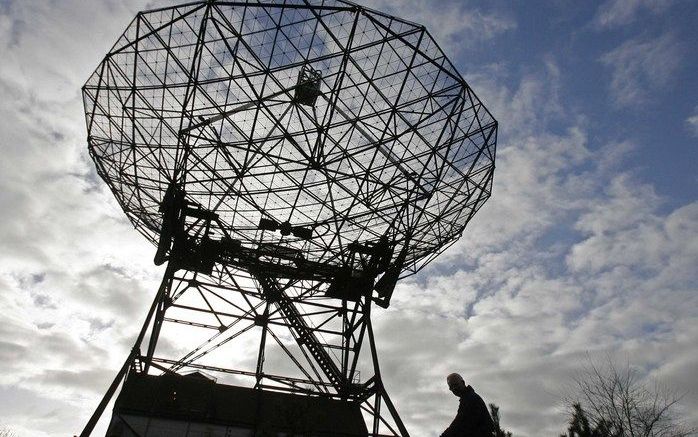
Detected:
left=82, top=0, right=497, bottom=276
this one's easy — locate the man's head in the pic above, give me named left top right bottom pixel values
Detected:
left=446, top=373, right=467, bottom=397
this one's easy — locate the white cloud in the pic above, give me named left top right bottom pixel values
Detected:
left=568, top=178, right=687, bottom=275
left=687, top=107, right=698, bottom=137
left=367, top=0, right=516, bottom=55
left=380, top=173, right=698, bottom=436
left=377, top=64, right=698, bottom=436
left=463, top=58, right=565, bottom=138
left=593, top=0, right=673, bottom=29
left=0, top=1, right=165, bottom=435
left=600, top=33, right=681, bottom=108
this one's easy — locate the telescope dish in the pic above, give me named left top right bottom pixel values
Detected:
left=83, top=0, right=497, bottom=280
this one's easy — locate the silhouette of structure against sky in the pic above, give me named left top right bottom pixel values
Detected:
left=80, top=1, right=497, bottom=435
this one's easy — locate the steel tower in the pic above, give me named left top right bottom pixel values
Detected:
left=80, top=1, right=498, bottom=435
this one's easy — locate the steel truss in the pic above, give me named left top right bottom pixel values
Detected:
left=82, top=260, right=409, bottom=436
left=81, top=1, right=498, bottom=435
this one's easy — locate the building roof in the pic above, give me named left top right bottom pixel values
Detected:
left=113, top=372, right=368, bottom=436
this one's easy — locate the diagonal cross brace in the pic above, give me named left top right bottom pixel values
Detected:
left=320, top=94, right=431, bottom=199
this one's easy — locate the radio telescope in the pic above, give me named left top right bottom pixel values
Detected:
left=80, top=1, right=497, bottom=436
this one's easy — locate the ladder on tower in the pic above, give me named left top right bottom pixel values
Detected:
left=255, top=274, right=345, bottom=391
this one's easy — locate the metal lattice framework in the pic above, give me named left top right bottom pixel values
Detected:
left=80, top=1, right=497, bottom=436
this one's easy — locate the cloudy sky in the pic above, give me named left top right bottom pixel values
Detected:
left=0, top=0, right=697, bottom=436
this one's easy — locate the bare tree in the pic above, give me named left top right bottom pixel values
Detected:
left=0, top=425, right=16, bottom=437
left=564, top=357, right=694, bottom=437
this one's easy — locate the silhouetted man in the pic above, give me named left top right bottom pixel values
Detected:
left=440, top=373, right=495, bottom=437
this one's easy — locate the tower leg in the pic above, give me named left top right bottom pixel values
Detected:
left=143, top=272, right=173, bottom=372
left=363, top=316, right=411, bottom=437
